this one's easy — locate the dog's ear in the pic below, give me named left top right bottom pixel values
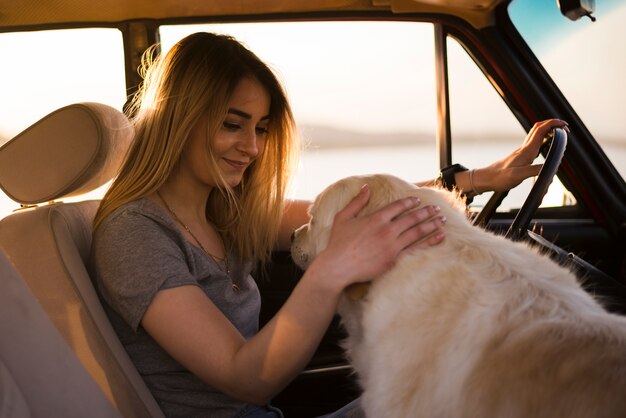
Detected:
left=311, top=178, right=358, bottom=226
left=358, top=175, right=419, bottom=217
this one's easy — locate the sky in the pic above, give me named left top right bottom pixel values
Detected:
left=0, top=29, right=127, bottom=142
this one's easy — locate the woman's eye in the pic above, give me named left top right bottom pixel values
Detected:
left=223, top=121, right=240, bottom=130
left=256, top=126, right=269, bottom=135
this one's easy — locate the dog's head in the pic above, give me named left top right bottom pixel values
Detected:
left=291, top=174, right=469, bottom=298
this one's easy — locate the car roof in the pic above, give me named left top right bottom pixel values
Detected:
left=0, top=0, right=506, bottom=31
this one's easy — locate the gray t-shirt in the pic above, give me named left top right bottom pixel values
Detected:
left=89, top=197, right=261, bottom=418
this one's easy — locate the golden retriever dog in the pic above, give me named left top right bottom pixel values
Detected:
left=291, top=174, right=626, bottom=418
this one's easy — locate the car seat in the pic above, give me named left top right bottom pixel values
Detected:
left=0, top=249, right=122, bottom=418
left=0, top=103, right=165, bottom=418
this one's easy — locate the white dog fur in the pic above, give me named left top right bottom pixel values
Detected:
left=291, top=174, right=626, bottom=418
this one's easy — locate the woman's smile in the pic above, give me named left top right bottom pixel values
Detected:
left=222, top=157, right=249, bottom=171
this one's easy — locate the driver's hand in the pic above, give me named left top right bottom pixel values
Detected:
left=471, top=118, right=569, bottom=193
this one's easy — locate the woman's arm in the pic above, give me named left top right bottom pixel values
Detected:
left=142, top=188, right=445, bottom=405
left=466, top=119, right=569, bottom=194
left=140, top=261, right=344, bottom=405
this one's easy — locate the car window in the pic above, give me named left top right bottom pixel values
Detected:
left=509, top=0, right=626, bottom=181
left=0, top=28, right=126, bottom=218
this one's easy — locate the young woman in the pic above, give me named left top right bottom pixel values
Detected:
left=89, top=32, right=568, bottom=418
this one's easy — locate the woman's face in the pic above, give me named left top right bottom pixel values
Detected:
left=184, top=76, right=270, bottom=188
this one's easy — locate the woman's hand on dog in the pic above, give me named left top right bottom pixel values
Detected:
left=312, top=184, right=446, bottom=288
left=457, top=118, right=569, bottom=194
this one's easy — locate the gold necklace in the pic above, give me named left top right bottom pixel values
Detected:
left=156, top=191, right=240, bottom=292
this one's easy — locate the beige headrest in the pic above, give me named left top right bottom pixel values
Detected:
left=0, top=103, right=132, bottom=205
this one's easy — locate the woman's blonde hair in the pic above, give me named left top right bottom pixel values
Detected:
left=94, top=32, right=298, bottom=264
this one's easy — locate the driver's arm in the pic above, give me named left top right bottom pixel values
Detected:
left=426, top=118, right=569, bottom=196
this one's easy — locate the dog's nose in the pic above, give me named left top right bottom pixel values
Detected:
left=291, top=224, right=307, bottom=242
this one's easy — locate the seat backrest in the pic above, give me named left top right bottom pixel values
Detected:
left=0, top=103, right=164, bottom=418
left=0, top=249, right=122, bottom=418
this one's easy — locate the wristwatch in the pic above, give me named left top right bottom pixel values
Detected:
left=439, top=163, right=468, bottom=191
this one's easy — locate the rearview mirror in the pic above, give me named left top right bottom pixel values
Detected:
left=558, top=0, right=596, bottom=22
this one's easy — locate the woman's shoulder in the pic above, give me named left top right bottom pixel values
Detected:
left=97, top=197, right=175, bottom=236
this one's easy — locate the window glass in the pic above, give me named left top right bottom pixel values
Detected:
left=509, top=0, right=626, bottom=180
left=160, top=22, right=438, bottom=200
left=0, top=28, right=126, bottom=219
left=448, top=36, right=576, bottom=211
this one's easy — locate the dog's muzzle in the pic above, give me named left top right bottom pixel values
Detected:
left=292, top=246, right=309, bottom=266
left=291, top=224, right=310, bottom=267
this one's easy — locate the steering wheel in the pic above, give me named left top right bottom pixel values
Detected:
left=473, top=127, right=567, bottom=240
left=471, top=128, right=626, bottom=314
left=505, top=128, right=567, bottom=240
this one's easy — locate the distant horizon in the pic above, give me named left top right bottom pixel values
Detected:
left=3, top=121, right=626, bottom=149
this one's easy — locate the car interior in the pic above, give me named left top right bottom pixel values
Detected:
left=0, top=250, right=122, bottom=418
left=0, top=0, right=625, bottom=416
left=0, top=103, right=164, bottom=417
